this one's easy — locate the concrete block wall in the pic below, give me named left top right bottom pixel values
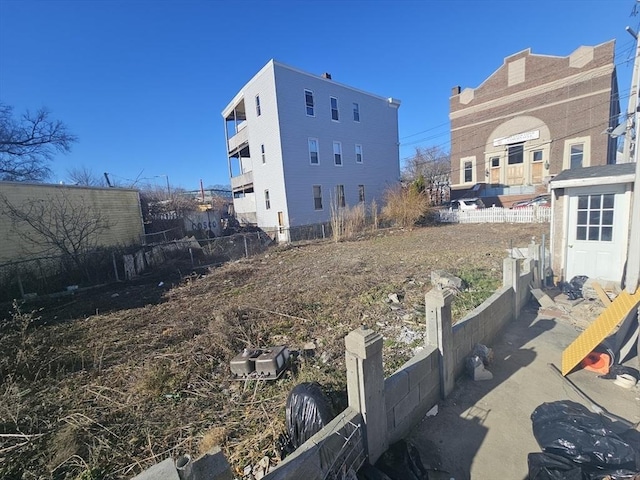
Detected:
left=452, top=286, right=513, bottom=379
left=384, top=346, right=440, bottom=444
left=263, top=408, right=364, bottom=480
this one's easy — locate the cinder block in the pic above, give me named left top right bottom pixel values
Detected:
left=384, top=371, right=409, bottom=409
left=398, top=350, right=431, bottom=390
left=394, top=386, right=420, bottom=424
left=418, top=371, right=440, bottom=404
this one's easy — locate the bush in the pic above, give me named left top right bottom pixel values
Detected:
left=381, top=185, right=431, bottom=228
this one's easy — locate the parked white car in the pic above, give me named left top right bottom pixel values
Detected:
left=450, top=198, right=485, bottom=210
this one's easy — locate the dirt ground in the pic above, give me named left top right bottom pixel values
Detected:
left=0, top=222, right=549, bottom=479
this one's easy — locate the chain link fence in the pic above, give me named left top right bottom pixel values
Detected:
left=0, top=231, right=274, bottom=302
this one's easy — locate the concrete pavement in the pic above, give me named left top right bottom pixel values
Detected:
left=408, top=303, right=640, bottom=479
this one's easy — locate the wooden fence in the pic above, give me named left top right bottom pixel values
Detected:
left=438, top=206, right=551, bottom=224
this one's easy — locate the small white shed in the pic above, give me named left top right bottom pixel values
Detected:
left=549, top=163, right=636, bottom=285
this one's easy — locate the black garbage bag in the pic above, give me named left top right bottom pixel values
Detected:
left=531, top=401, right=638, bottom=472
left=528, top=452, right=583, bottom=480
left=283, top=382, right=335, bottom=451
left=562, top=275, right=589, bottom=300
left=372, top=440, right=428, bottom=480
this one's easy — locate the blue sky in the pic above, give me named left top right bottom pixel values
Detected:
left=0, top=0, right=638, bottom=191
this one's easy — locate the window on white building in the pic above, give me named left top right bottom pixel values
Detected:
left=255, top=95, right=261, bottom=116
left=264, top=190, right=270, bottom=210
left=330, top=97, right=339, bottom=121
left=261, top=144, right=266, bottom=164
left=358, top=185, right=365, bottom=203
left=355, top=144, right=363, bottom=163
left=353, top=103, right=360, bottom=122
left=313, top=185, right=323, bottom=210
left=305, top=89, right=315, bottom=116
left=309, top=138, right=319, bottom=165
left=333, top=142, right=342, bottom=166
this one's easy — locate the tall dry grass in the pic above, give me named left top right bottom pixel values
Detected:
left=330, top=201, right=370, bottom=242
left=381, top=185, right=431, bottom=228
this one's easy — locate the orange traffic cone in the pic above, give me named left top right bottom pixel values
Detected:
left=580, top=352, right=611, bottom=375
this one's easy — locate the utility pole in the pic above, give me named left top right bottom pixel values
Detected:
left=622, top=26, right=640, bottom=163
left=625, top=25, right=640, bottom=293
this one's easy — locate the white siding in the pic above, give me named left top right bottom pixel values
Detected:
left=273, top=63, right=400, bottom=226
left=224, top=60, right=400, bottom=229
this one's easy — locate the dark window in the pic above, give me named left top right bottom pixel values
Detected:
left=313, top=185, right=323, bottom=210
left=309, top=138, right=319, bottom=164
left=330, top=97, right=339, bottom=121
left=464, top=161, right=473, bottom=182
left=264, top=190, right=270, bottom=210
left=491, top=157, right=500, bottom=167
left=353, top=102, right=360, bottom=122
left=261, top=144, right=266, bottom=164
left=508, top=143, right=524, bottom=164
left=305, top=89, right=314, bottom=116
left=255, top=95, right=261, bottom=116
left=336, top=185, right=345, bottom=207
left=532, top=150, right=543, bottom=162
left=358, top=185, right=365, bottom=203
left=355, top=144, right=363, bottom=163
left=333, top=142, right=342, bottom=166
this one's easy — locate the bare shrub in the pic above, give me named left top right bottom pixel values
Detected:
left=330, top=201, right=368, bottom=241
left=369, top=199, right=379, bottom=231
left=381, top=185, right=431, bottom=228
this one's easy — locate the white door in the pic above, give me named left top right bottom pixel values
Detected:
left=565, top=185, right=629, bottom=282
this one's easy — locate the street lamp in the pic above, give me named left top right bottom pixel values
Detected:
left=155, top=174, right=171, bottom=199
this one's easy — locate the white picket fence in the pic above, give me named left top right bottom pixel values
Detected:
left=438, top=206, right=551, bottom=224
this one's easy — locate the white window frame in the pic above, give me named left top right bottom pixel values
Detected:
left=313, top=185, right=323, bottom=210
left=459, top=156, right=476, bottom=185
left=255, top=95, right=261, bottom=117
left=261, top=144, right=266, bottom=164
left=355, top=144, right=363, bottom=164
left=264, top=189, right=270, bottom=210
left=305, top=89, right=315, bottom=117
left=309, top=138, right=319, bottom=165
left=333, top=141, right=342, bottom=166
left=353, top=102, right=360, bottom=122
left=330, top=96, right=339, bottom=121
left=563, top=136, right=591, bottom=170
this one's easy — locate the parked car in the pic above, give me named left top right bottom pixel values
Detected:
left=511, top=194, right=550, bottom=208
left=450, top=198, right=485, bottom=210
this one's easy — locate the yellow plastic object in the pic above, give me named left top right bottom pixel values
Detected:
left=561, top=288, right=640, bottom=376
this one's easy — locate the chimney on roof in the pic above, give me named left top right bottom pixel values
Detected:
left=451, top=86, right=461, bottom=96
left=322, top=72, right=332, bottom=80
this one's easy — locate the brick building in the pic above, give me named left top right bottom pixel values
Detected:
left=449, top=41, right=620, bottom=206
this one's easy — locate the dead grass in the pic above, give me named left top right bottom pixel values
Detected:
left=0, top=223, right=549, bottom=478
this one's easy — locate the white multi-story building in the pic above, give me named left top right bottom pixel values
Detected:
left=222, top=60, right=401, bottom=241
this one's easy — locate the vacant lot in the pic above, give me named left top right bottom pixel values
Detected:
left=0, top=223, right=548, bottom=479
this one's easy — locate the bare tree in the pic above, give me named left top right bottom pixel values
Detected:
left=0, top=191, right=111, bottom=280
left=66, top=165, right=106, bottom=186
left=0, top=103, right=77, bottom=182
left=139, top=185, right=198, bottom=221
left=402, top=146, right=451, bottom=205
